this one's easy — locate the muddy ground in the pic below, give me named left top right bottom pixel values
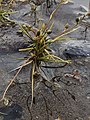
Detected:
left=0, top=0, right=90, bottom=120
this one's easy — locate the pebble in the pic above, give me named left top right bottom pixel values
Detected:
left=62, top=40, right=90, bottom=59
left=79, top=5, right=88, bottom=12
left=86, top=93, right=90, bottom=99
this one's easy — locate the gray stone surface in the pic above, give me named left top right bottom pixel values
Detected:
left=0, top=1, right=90, bottom=120
left=61, top=40, right=90, bottom=59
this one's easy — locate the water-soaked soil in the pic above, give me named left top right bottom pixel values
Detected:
left=0, top=0, right=90, bottom=120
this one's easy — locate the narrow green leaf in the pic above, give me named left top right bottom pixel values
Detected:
left=52, top=26, right=80, bottom=43
left=19, top=25, right=34, bottom=41
left=19, top=47, right=33, bottom=52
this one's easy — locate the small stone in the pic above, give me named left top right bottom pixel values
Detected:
left=79, top=5, right=88, bottom=12
left=62, top=40, right=90, bottom=59
left=86, top=93, right=90, bottom=99
left=36, top=116, right=39, bottom=119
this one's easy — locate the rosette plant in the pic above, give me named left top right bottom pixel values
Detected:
left=0, top=0, right=80, bottom=108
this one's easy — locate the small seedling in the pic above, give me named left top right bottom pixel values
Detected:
left=0, top=0, right=80, bottom=109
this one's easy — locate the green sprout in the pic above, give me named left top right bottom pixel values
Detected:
left=0, top=0, right=17, bottom=26
left=0, top=9, right=16, bottom=26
